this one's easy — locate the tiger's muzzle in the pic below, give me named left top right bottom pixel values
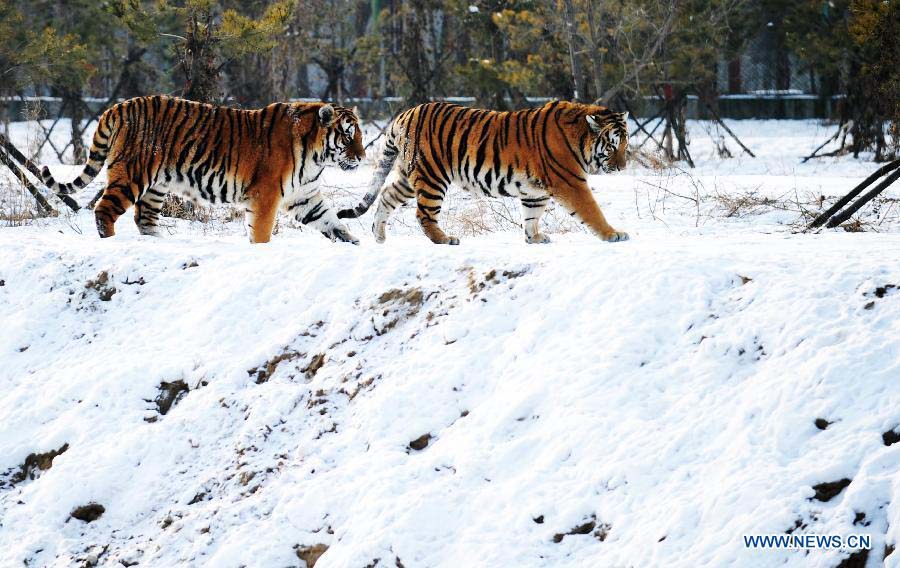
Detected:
left=339, top=158, right=361, bottom=171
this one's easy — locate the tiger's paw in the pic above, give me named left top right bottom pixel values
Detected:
left=331, top=226, right=360, bottom=245
left=95, top=217, right=115, bottom=238
left=602, top=231, right=629, bottom=242
left=447, top=236, right=460, bottom=245
left=138, top=227, right=162, bottom=237
left=372, top=223, right=387, bottom=244
left=526, top=233, right=551, bottom=244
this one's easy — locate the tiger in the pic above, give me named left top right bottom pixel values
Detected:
left=39, top=95, right=365, bottom=244
left=338, top=100, right=629, bottom=245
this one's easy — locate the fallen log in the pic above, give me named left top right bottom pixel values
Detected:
left=806, top=158, right=900, bottom=230
left=0, top=132, right=80, bottom=212
left=0, top=145, right=56, bottom=216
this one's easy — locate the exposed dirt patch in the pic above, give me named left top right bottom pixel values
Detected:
left=303, top=353, right=326, bottom=379
left=75, top=543, right=110, bottom=567
left=155, top=380, right=188, bottom=416
left=863, top=283, right=898, bottom=309
left=467, top=266, right=530, bottom=296
left=835, top=549, right=868, bottom=567
left=785, top=517, right=808, bottom=534
left=408, top=433, right=432, bottom=451
left=1, top=443, right=69, bottom=488
left=378, top=287, right=425, bottom=306
left=84, top=271, right=116, bottom=302
left=373, top=287, right=428, bottom=335
left=883, top=428, right=900, bottom=446
left=346, top=375, right=379, bottom=401
left=877, top=284, right=900, bottom=297
left=553, top=514, right=606, bottom=543
left=248, top=349, right=304, bottom=384
left=815, top=418, right=833, bottom=430
left=295, top=543, right=328, bottom=567
left=593, top=522, right=612, bottom=542
left=812, top=478, right=851, bottom=502
left=70, top=503, right=105, bottom=523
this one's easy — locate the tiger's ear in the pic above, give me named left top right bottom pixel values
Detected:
left=585, top=114, right=601, bottom=133
left=318, top=104, right=335, bottom=127
left=351, top=105, right=359, bottom=118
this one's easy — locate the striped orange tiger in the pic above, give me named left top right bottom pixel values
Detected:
left=41, top=95, right=365, bottom=243
left=338, top=100, right=629, bottom=244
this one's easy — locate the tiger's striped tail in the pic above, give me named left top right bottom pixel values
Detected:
left=337, top=137, right=399, bottom=219
left=40, top=113, right=116, bottom=195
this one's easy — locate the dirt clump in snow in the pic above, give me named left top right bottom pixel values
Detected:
left=553, top=514, right=610, bottom=543
left=70, top=503, right=105, bottom=523
left=295, top=543, right=328, bottom=567
left=408, top=433, right=432, bottom=451
left=863, top=283, right=898, bottom=309
left=883, top=427, right=900, bottom=446
left=374, top=287, right=426, bottom=334
left=835, top=548, right=869, bottom=568
left=1, top=443, right=69, bottom=487
left=303, top=353, right=326, bottom=379
left=466, top=266, right=529, bottom=296
left=84, top=271, right=116, bottom=302
left=811, top=478, right=852, bottom=502
left=154, top=380, right=189, bottom=416
left=248, top=349, right=304, bottom=384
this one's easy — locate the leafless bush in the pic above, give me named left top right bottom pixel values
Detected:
left=23, top=102, right=47, bottom=162
left=710, top=190, right=779, bottom=218
left=0, top=182, right=42, bottom=226
left=627, top=148, right=671, bottom=171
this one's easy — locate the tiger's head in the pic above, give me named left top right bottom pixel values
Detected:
left=317, top=104, right=365, bottom=171
left=584, top=109, right=629, bottom=174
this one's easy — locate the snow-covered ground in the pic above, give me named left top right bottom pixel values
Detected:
left=1, top=117, right=899, bottom=567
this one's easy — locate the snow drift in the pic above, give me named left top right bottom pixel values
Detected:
left=1, top=223, right=899, bottom=567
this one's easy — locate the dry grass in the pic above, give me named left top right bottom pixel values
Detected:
left=0, top=179, right=47, bottom=227
left=159, top=195, right=247, bottom=236
left=626, top=147, right=671, bottom=171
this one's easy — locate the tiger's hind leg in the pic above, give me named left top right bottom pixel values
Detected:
left=520, top=195, right=551, bottom=244
left=372, top=172, right=415, bottom=243
left=133, top=188, right=167, bottom=236
left=94, top=168, right=139, bottom=238
left=411, top=171, right=457, bottom=245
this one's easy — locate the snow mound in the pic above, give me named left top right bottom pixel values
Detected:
left=1, top=223, right=899, bottom=567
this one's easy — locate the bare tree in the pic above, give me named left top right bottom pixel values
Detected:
left=561, top=0, right=586, bottom=102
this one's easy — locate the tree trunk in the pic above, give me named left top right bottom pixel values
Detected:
left=561, top=0, right=586, bottom=102
left=585, top=0, right=605, bottom=101
left=65, top=90, right=86, bottom=164
left=181, top=9, right=219, bottom=103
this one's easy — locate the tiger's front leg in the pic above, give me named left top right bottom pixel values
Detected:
left=286, top=191, right=359, bottom=244
left=244, top=185, right=282, bottom=244
left=553, top=181, right=629, bottom=242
